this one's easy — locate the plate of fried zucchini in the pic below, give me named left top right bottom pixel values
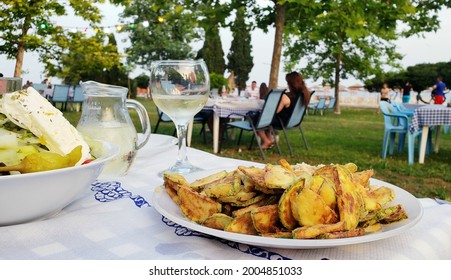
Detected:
left=152, top=160, right=423, bottom=249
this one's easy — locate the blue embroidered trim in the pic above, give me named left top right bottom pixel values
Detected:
left=163, top=216, right=291, bottom=260
left=90, top=181, right=290, bottom=260
left=91, top=180, right=150, bottom=208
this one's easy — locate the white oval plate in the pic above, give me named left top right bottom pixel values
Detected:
left=151, top=169, right=423, bottom=249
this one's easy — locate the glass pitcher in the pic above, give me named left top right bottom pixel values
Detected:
left=77, top=81, right=151, bottom=177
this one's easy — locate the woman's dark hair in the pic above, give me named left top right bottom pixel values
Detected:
left=285, top=71, right=310, bottom=106
left=259, top=82, right=269, bottom=99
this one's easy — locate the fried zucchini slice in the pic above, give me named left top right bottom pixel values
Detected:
left=190, top=170, right=228, bottom=191
left=278, top=158, right=294, bottom=172
left=292, top=221, right=345, bottom=239
left=202, top=213, right=233, bottom=230
left=310, top=175, right=337, bottom=210
left=278, top=179, right=304, bottom=230
left=224, top=211, right=258, bottom=235
left=318, top=227, right=365, bottom=239
left=164, top=184, right=179, bottom=205
left=264, top=164, right=296, bottom=189
left=230, top=193, right=267, bottom=207
left=163, top=172, right=190, bottom=192
left=261, top=231, right=293, bottom=238
left=291, top=187, right=339, bottom=226
left=218, top=191, right=257, bottom=203
left=201, top=171, right=240, bottom=198
left=359, top=204, right=408, bottom=227
left=178, top=186, right=222, bottom=223
left=251, top=204, right=279, bottom=233
left=336, top=165, right=364, bottom=230
left=352, top=169, right=374, bottom=188
left=238, top=166, right=266, bottom=187
left=365, top=186, right=395, bottom=211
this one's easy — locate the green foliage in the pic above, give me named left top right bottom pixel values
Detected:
left=227, top=6, right=254, bottom=89
left=0, top=0, right=127, bottom=77
left=198, top=24, right=226, bottom=75
left=282, top=0, right=451, bottom=112
left=209, top=73, right=228, bottom=90
left=134, top=74, right=150, bottom=89
left=122, top=0, right=200, bottom=66
left=365, top=61, right=451, bottom=92
left=42, top=31, right=126, bottom=86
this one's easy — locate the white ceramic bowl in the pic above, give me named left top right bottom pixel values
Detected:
left=0, top=141, right=119, bottom=226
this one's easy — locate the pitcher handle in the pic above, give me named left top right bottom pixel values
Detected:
left=126, top=99, right=151, bottom=150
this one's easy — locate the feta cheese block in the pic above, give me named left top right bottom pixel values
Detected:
left=0, top=87, right=91, bottom=165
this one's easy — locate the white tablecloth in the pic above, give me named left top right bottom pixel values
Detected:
left=1, top=134, right=450, bottom=260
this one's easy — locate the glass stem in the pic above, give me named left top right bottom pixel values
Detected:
left=176, top=123, right=189, bottom=164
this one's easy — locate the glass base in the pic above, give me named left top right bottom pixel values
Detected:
left=159, top=161, right=203, bottom=177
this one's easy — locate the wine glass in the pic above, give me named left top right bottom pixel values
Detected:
left=150, top=60, right=210, bottom=174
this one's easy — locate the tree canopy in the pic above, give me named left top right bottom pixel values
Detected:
left=227, top=5, right=254, bottom=90
left=121, top=0, right=201, bottom=67
left=282, top=0, right=451, bottom=113
left=0, top=0, right=127, bottom=77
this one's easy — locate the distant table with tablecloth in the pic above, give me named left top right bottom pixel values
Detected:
left=410, top=104, right=451, bottom=163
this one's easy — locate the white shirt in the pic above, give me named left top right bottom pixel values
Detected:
left=246, top=85, right=259, bottom=99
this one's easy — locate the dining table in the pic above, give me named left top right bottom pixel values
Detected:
left=203, top=97, right=265, bottom=153
left=410, top=104, right=451, bottom=163
left=1, top=133, right=450, bottom=261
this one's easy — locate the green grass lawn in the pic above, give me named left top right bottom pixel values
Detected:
left=63, top=98, right=451, bottom=200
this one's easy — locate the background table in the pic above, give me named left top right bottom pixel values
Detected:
left=410, top=104, right=451, bottom=163
left=204, top=98, right=264, bottom=153
left=1, top=134, right=450, bottom=260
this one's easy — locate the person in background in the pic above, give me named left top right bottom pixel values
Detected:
left=256, top=71, right=311, bottom=149
left=22, top=80, right=33, bottom=89
left=259, top=82, right=269, bottom=100
left=432, top=76, right=447, bottom=105
left=380, top=83, right=391, bottom=102
left=245, top=81, right=259, bottom=99
left=43, top=84, right=53, bottom=100
left=401, top=81, right=412, bottom=103
left=0, top=73, right=4, bottom=77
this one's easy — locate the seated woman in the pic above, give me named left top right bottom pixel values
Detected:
left=257, top=71, right=311, bottom=149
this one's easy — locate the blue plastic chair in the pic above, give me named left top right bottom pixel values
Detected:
left=272, top=93, right=311, bottom=156
left=225, top=89, right=284, bottom=160
left=379, top=101, right=424, bottom=164
left=308, top=97, right=327, bottom=115
left=391, top=101, right=414, bottom=117
left=323, top=97, right=336, bottom=114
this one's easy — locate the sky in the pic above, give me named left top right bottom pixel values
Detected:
left=1, top=3, right=451, bottom=88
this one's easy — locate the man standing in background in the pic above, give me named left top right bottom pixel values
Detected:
left=432, top=76, right=447, bottom=104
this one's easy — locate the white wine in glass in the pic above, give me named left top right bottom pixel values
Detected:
left=150, top=60, right=210, bottom=174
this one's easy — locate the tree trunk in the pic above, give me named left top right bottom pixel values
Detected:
left=268, top=2, right=285, bottom=90
left=333, top=47, right=342, bottom=114
left=14, top=43, right=25, bottom=78
left=14, top=16, right=31, bottom=78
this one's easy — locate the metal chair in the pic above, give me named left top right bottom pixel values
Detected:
left=153, top=107, right=176, bottom=136
left=225, top=89, right=284, bottom=160
left=272, top=91, right=314, bottom=156
left=308, top=97, right=327, bottom=115
left=323, top=97, right=336, bottom=114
